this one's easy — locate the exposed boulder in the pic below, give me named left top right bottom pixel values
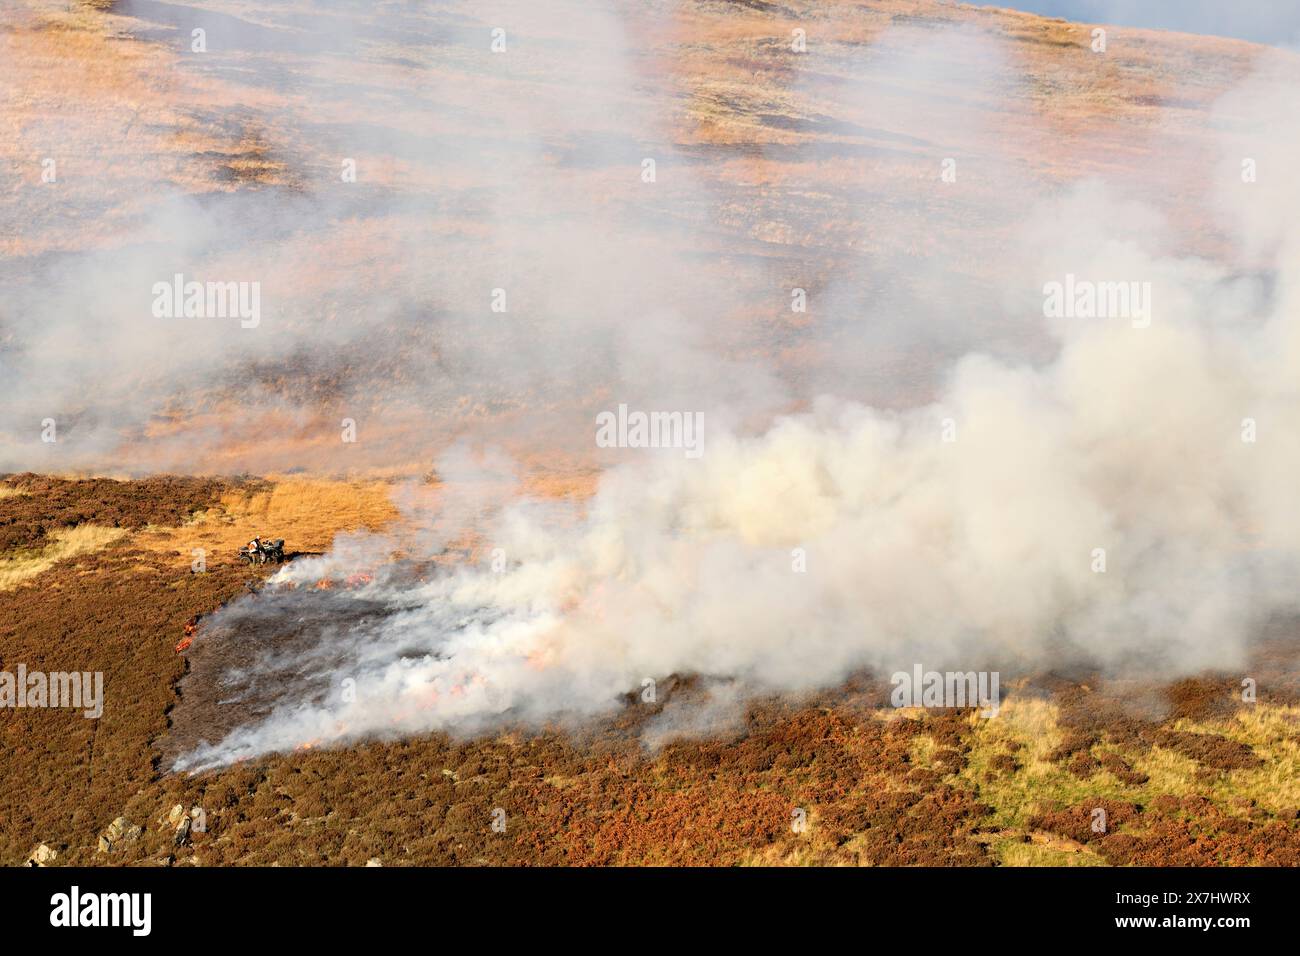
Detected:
left=98, top=815, right=143, bottom=853
left=25, top=844, right=58, bottom=867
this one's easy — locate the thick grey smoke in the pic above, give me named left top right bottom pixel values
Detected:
left=175, top=136, right=1300, bottom=769
left=2, top=3, right=1294, bottom=769
left=170, top=12, right=1300, bottom=770
left=174, top=221, right=1299, bottom=769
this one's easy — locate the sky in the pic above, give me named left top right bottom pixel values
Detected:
left=977, top=0, right=1300, bottom=45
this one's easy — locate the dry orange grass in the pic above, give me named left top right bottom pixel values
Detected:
left=0, top=524, right=128, bottom=591
left=136, top=478, right=401, bottom=565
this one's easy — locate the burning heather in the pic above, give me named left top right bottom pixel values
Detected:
left=31, top=0, right=1277, bottom=771
left=172, top=222, right=1300, bottom=768
left=4, top=0, right=1300, bottom=887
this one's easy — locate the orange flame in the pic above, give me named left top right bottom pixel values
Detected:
left=176, top=616, right=199, bottom=652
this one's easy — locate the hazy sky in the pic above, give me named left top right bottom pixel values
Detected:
left=978, top=1, right=1300, bottom=45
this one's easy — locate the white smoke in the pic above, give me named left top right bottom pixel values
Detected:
left=5, top=2, right=1294, bottom=769
left=175, top=173, right=1300, bottom=769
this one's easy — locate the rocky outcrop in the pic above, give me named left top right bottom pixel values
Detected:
left=97, top=816, right=143, bottom=854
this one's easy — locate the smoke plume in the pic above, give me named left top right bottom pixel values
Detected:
left=1, top=2, right=1295, bottom=770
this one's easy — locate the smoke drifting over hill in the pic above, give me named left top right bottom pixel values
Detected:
left=176, top=228, right=1299, bottom=768
left=1, top=3, right=1295, bottom=769
left=1, top=0, right=788, bottom=473
left=174, top=37, right=1300, bottom=771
